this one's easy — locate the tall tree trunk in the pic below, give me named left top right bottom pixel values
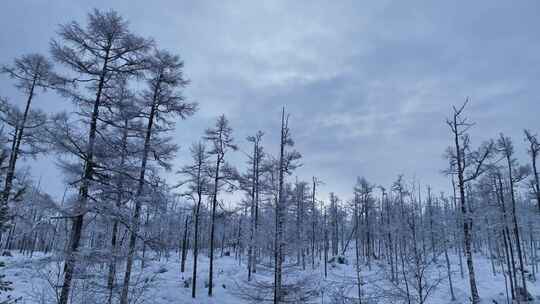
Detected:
left=141, top=207, right=151, bottom=269
left=59, top=50, right=109, bottom=304
left=120, top=96, right=157, bottom=304
left=503, top=229, right=516, bottom=299
left=384, top=191, right=395, bottom=282
left=486, top=218, right=497, bottom=276
left=311, top=177, right=317, bottom=270
left=354, top=195, right=362, bottom=304
left=504, top=153, right=528, bottom=299
left=451, top=177, right=465, bottom=279
left=324, top=208, right=328, bottom=279
left=208, top=155, right=222, bottom=297
left=191, top=163, right=204, bottom=298
left=180, top=215, right=190, bottom=273
left=253, top=156, right=260, bottom=275
left=528, top=137, right=540, bottom=213
left=427, top=187, right=436, bottom=261
left=106, top=220, right=119, bottom=304
left=529, top=222, right=537, bottom=281
left=274, top=109, right=286, bottom=304
left=453, top=116, right=480, bottom=303
left=247, top=138, right=258, bottom=281
left=2, top=74, right=36, bottom=205
left=107, top=119, right=129, bottom=304
left=443, top=223, right=456, bottom=300
left=496, top=174, right=517, bottom=299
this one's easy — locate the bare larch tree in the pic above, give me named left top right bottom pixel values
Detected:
left=445, top=100, right=493, bottom=304
left=204, top=114, right=237, bottom=297
left=120, top=49, right=195, bottom=304
left=50, top=10, right=152, bottom=304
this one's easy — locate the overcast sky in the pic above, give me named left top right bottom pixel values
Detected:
left=1, top=1, right=539, bottom=201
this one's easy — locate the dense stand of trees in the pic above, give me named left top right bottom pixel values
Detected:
left=0, top=9, right=538, bottom=304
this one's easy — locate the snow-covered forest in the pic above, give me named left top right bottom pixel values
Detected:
left=0, top=6, right=539, bottom=304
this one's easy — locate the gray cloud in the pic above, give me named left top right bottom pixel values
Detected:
left=1, top=0, right=539, bottom=200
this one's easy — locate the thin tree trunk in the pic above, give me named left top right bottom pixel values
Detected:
left=2, top=69, right=37, bottom=204
left=247, top=138, right=258, bottom=281
left=444, top=234, right=455, bottom=301
left=107, top=119, right=129, bottom=304
left=504, top=152, right=528, bottom=300
left=106, top=220, right=119, bottom=304
left=452, top=115, right=480, bottom=303
left=529, top=142, right=540, bottom=213
left=141, top=207, right=150, bottom=269
left=253, top=160, right=260, bottom=275
left=59, top=50, right=110, bottom=304
left=486, top=218, right=497, bottom=277
left=324, top=208, right=328, bottom=279
left=180, top=215, right=190, bottom=273
left=274, top=108, right=289, bottom=304
left=503, top=229, right=516, bottom=299
left=208, top=154, right=222, bottom=297
left=311, top=177, right=317, bottom=270
left=354, top=195, right=362, bottom=304
left=496, top=174, right=516, bottom=299
left=120, top=94, right=158, bottom=304
left=529, top=222, right=537, bottom=281
left=191, top=161, right=204, bottom=298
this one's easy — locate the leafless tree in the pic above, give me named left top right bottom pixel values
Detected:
left=120, top=49, right=195, bottom=304
left=49, top=9, right=153, bottom=304
left=497, top=134, right=530, bottom=300
left=204, top=114, right=237, bottom=297
left=246, top=131, right=264, bottom=281
left=0, top=54, right=57, bottom=230
left=274, top=107, right=301, bottom=304
left=524, top=129, right=540, bottom=213
left=177, top=142, right=209, bottom=298
left=445, top=100, right=494, bottom=304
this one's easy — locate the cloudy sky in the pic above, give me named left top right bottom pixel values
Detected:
left=1, top=1, right=539, bottom=200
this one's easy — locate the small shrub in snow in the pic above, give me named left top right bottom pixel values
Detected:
left=183, top=277, right=192, bottom=288
left=328, top=256, right=348, bottom=265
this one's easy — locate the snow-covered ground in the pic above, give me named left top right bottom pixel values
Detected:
left=1, top=251, right=538, bottom=303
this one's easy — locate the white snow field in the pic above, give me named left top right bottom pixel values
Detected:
left=1, top=250, right=538, bottom=303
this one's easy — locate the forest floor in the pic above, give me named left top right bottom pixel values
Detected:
left=1, top=250, right=539, bottom=303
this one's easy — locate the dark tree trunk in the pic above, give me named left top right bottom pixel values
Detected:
left=2, top=72, right=36, bottom=205
left=504, top=152, right=528, bottom=299
left=59, top=50, right=110, bottom=304
left=452, top=114, right=480, bottom=304
left=120, top=95, right=157, bottom=304
left=107, top=119, right=128, bottom=304
left=208, top=155, right=222, bottom=297
left=180, top=215, right=190, bottom=273
left=191, top=154, right=204, bottom=298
